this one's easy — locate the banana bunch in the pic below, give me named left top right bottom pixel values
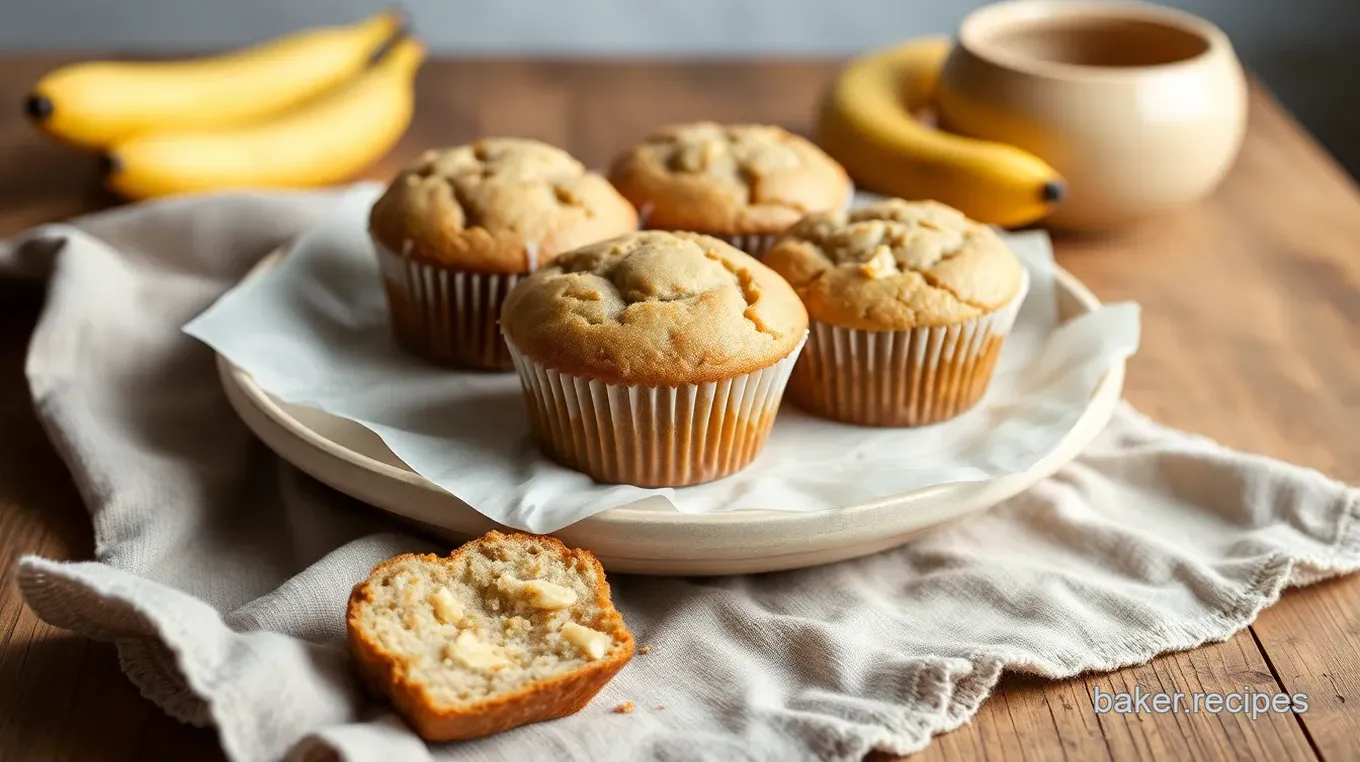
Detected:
left=817, top=37, right=1064, bottom=228
left=25, top=9, right=424, bottom=200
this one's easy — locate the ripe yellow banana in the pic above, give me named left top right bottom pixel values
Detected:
left=817, top=37, right=1064, bottom=228
left=105, top=38, right=425, bottom=200
left=26, top=9, right=404, bottom=150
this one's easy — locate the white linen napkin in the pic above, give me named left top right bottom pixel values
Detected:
left=4, top=189, right=1357, bottom=762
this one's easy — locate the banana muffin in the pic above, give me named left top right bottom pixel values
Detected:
left=369, top=138, right=638, bottom=370
left=607, top=122, right=850, bottom=257
left=348, top=532, right=632, bottom=741
left=500, top=230, right=808, bottom=487
left=762, top=199, right=1028, bottom=426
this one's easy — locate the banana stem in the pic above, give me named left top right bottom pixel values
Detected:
left=369, top=6, right=413, bottom=65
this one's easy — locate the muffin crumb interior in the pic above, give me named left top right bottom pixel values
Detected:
left=351, top=536, right=627, bottom=708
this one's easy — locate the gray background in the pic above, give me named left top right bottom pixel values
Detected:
left=1, top=0, right=1357, bottom=172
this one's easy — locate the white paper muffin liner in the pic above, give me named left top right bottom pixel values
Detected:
left=790, top=270, right=1030, bottom=426
left=372, top=236, right=523, bottom=370
left=635, top=183, right=855, bottom=259
left=505, top=335, right=807, bottom=487
left=714, top=232, right=780, bottom=258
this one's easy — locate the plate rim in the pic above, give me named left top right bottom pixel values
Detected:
left=216, top=249, right=1124, bottom=532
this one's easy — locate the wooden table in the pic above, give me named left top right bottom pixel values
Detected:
left=1, top=56, right=1357, bottom=761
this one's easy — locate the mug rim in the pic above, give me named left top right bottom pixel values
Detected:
left=957, top=0, right=1232, bottom=82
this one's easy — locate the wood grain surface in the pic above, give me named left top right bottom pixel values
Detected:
left=1, top=56, right=1357, bottom=761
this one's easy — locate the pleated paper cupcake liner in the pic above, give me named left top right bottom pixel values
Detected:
left=790, top=271, right=1030, bottom=427
left=715, top=232, right=780, bottom=259
left=635, top=183, right=854, bottom=260
left=373, top=236, right=522, bottom=371
left=506, top=336, right=807, bottom=487
left=630, top=214, right=787, bottom=260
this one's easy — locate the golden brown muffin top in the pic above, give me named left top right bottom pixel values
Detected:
left=500, top=231, right=808, bottom=386
left=607, top=122, right=850, bottom=236
left=369, top=138, right=638, bottom=274
left=762, top=199, right=1026, bottom=331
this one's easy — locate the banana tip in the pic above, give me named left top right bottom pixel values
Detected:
left=98, top=153, right=122, bottom=177
left=1042, top=179, right=1066, bottom=204
left=24, top=93, right=53, bottom=122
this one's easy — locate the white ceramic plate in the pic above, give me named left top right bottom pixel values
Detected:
left=218, top=251, right=1123, bottom=575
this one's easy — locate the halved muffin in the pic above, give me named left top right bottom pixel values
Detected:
left=347, top=531, right=634, bottom=741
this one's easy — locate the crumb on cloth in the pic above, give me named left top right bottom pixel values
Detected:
left=639, top=646, right=651, bottom=654
left=613, top=701, right=636, bottom=714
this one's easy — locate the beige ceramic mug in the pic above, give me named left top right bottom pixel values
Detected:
left=937, top=0, right=1248, bottom=230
